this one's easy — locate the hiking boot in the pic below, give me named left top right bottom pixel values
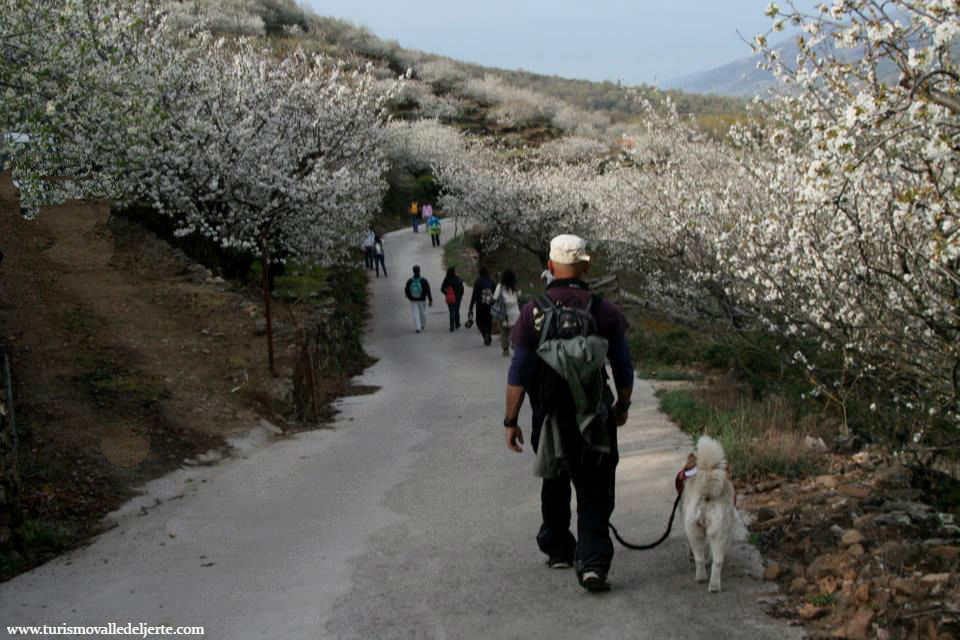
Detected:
left=580, top=570, right=610, bottom=593
left=547, top=556, right=573, bottom=570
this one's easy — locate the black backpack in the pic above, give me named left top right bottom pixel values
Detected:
left=522, top=292, right=611, bottom=447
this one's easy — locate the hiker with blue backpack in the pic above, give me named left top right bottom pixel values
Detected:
left=404, top=265, right=433, bottom=333
left=427, top=211, right=441, bottom=247
left=501, top=234, right=634, bottom=594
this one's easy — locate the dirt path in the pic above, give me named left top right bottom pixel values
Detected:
left=0, top=225, right=800, bottom=639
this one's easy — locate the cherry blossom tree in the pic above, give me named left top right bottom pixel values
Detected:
left=0, top=0, right=196, bottom=213
left=715, top=0, right=960, bottom=448
left=142, top=39, right=396, bottom=373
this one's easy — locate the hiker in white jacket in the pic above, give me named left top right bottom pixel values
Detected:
left=493, top=269, right=521, bottom=357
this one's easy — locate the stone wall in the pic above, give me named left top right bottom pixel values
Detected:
left=0, top=350, right=23, bottom=555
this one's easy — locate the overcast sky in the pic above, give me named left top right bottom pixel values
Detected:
left=302, top=0, right=815, bottom=85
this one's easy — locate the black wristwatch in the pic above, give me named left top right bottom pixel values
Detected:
left=504, top=416, right=519, bottom=428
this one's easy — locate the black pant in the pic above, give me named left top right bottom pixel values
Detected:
left=447, top=300, right=461, bottom=330
left=536, top=413, right=618, bottom=576
left=431, top=233, right=440, bottom=247
left=374, top=254, right=387, bottom=277
left=363, top=246, right=374, bottom=269
left=475, top=304, right=492, bottom=344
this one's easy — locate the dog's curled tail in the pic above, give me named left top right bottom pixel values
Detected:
left=695, top=435, right=728, bottom=500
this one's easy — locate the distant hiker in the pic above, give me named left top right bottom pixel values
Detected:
left=362, top=225, right=376, bottom=270
left=502, top=234, right=634, bottom=593
left=404, top=264, right=433, bottom=333
left=410, top=201, right=420, bottom=233
left=440, top=267, right=465, bottom=332
left=468, top=266, right=497, bottom=346
left=493, top=269, right=521, bottom=357
left=373, top=235, right=387, bottom=278
left=422, top=203, right=433, bottom=225
left=427, top=213, right=441, bottom=247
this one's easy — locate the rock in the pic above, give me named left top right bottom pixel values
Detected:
left=875, top=512, right=913, bottom=528
left=807, top=553, right=844, bottom=578
left=790, top=576, right=808, bottom=593
left=843, top=608, right=875, bottom=640
left=763, top=562, right=783, bottom=581
left=848, top=543, right=865, bottom=558
left=853, top=514, right=875, bottom=529
left=919, top=573, right=951, bottom=585
left=874, top=463, right=911, bottom=488
left=816, top=474, right=838, bottom=489
left=838, top=484, right=871, bottom=499
left=798, top=603, right=827, bottom=620
left=757, top=479, right=783, bottom=492
left=853, top=582, right=870, bottom=603
left=756, top=506, right=779, bottom=522
left=268, top=379, right=294, bottom=406
left=874, top=541, right=921, bottom=568
left=892, top=577, right=918, bottom=596
left=804, top=436, right=828, bottom=452
left=852, top=451, right=871, bottom=465
left=753, top=515, right=790, bottom=531
left=842, top=529, right=865, bottom=546
left=930, top=546, right=960, bottom=560
left=818, top=575, right=838, bottom=594
left=831, top=524, right=845, bottom=537
left=830, top=498, right=851, bottom=511
left=882, top=501, right=933, bottom=522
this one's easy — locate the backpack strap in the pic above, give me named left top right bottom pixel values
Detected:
left=533, top=293, right=558, bottom=351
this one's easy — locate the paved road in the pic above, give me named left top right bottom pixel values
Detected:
left=0, top=228, right=799, bottom=639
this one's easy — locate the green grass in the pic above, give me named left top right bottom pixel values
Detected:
left=657, top=389, right=821, bottom=480
left=806, top=593, right=837, bottom=607
left=635, top=363, right=705, bottom=382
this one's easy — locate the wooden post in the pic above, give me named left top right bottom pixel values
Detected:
left=259, top=233, right=276, bottom=376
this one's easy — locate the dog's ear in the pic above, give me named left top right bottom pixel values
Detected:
left=686, top=453, right=697, bottom=469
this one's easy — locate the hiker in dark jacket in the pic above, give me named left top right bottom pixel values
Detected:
left=502, top=234, right=634, bottom=594
left=440, top=267, right=465, bottom=332
left=404, top=264, right=433, bottom=333
left=467, top=266, right=496, bottom=346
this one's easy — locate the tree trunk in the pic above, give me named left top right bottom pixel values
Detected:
left=259, top=233, right=276, bottom=376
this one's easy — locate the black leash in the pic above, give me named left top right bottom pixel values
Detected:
left=608, top=492, right=682, bottom=551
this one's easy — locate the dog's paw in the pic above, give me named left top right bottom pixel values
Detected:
left=695, top=570, right=708, bottom=583
left=708, top=581, right=721, bottom=593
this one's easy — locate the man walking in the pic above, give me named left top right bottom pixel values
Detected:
left=362, top=225, right=376, bottom=270
left=410, top=201, right=420, bottom=233
left=468, top=266, right=496, bottom=346
left=404, top=265, right=433, bottom=333
left=502, top=234, right=634, bottom=593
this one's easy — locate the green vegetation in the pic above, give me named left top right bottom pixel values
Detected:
left=658, top=388, right=821, bottom=480
left=806, top=593, right=838, bottom=607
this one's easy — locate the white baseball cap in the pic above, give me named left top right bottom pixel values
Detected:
left=549, top=234, right=591, bottom=265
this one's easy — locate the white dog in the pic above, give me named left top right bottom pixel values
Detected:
left=681, top=435, right=737, bottom=593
